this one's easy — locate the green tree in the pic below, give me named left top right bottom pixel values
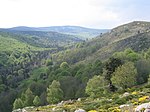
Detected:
left=113, top=48, right=141, bottom=62
left=59, top=71, right=71, bottom=77
left=0, top=75, right=2, bottom=84
left=60, top=62, right=69, bottom=69
left=148, top=75, right=150, bottom=84
left=46, top=59, right=53, bottom=66
left=103, top=58, right=122, bottom=91
left=40, top=92, right=47, bottom=105
left=135, top=59, right=150, bottom=84
left=13, top=98, right=23, bottom=110
left=47, top=80, right=63, bottom=104
left=24, top=88, right=34, bottom=106
left=111, top=62, right=137, bottom=89
left=33, top=96, right=41, bottom=106
left=59, top=76, right=78, bottom=100
left=85, top=75, right=108, bottom=98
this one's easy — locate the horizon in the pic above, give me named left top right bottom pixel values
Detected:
left=1, top=25, right=110, bottom=29
left=1, top=20, right=149, bottom=30
left=0, top=0, right=150, bottom=29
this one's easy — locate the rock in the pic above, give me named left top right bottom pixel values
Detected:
left=22, top=109, right=27, bottom=112
left=135, top=103, right=150, bottom=112
left=144, top=103, right=150, bottom=112
left=12, top=108, right=28, bottom=112
left=77, top=98, right=81, bottom=101
left=144, top=109, right=150, bottom=112
left=74, top=109, right=86, bottom=112
left=12, top=109, right=21, bottom=112
left=52, top=107, right=56, bottom=111
left=57, top=101, right=64, bottom=106
left=119, top=104, right=130, bottom=108
left=108, top=99, right=112, bottom=102
left=122, top=92, right=130, bottom=97
left=63, top=99, right=74, bottom=104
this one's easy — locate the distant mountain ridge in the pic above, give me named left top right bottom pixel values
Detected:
left=5, top=26, right=109, bottom=39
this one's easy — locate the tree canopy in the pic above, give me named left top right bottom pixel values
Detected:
left=47, top=80, right=63, bottom=104
left=111, top=62, right=137, bottom=89
left=86, top=75, right=108, bottom=98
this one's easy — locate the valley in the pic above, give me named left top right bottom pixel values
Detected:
left=0, top=21, right=150, bottom=112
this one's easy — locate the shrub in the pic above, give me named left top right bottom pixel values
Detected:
left=114, top=97, right=127, bottom=105
left=138, top=96, right=149, bottom=102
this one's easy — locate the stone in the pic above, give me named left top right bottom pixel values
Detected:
left=122, top=92, right=130, bottom=97
left=144, top=109, right=150, bottom=112
left=57, top=101, right=64, bottom=106
left=119, top=104, right=130, bottom=108
left=135, top=103, right=150, bottom=112
left=12, top=109, right=21, bottom=112
left=144, top=103, right=150, bottom=112
left=77, top=98, right=81, bottom=102
left=22, top=109, right=27, bottom=112
left=74, top=109, right=86, bottom=112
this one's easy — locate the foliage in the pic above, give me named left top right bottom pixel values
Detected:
left=33, top=96, right=41, bottom=106
left=46, top=59, right=53, bottom=66
left=135, top=59, right=150, bottom=84
left=113, top=48, right=141, bottom=62
left=59, top=76, right=79, bottom=99
left=86, top=75, right=108, bottom=98
left=103, top=58, right=122, bottom=91
left=2, top=21, right=150, bottom=112
left=111, top=62, right=137, bottom=89
left=148, top=75, right=150, bottom=84
left=13, top=98, right=23, bottom=110
left=60, top=62, right=69, bottom=70
left=47, top=80, right=63, bottom=104
left=24, top=88, right=35, bottom=106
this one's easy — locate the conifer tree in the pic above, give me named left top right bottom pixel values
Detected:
left=24, top=88, right=34, bottom=106
left=13, top=98, right=23, bottom=110
left=47, top=80, right=63, bottom=104
left=33, top=96, right=41, bottom=106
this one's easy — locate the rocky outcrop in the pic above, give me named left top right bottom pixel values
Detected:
left=135, top=103, right=150, bottom=112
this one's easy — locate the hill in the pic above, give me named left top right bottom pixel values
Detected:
left=52, top=21, right=150, bottom=64
left=0, top=30, right=82, bottom=112
left=0, top=30, right=82, bottom=48
left=1, top=21, right=150, bottom=112
left=6, top=26, right=109, bottom=39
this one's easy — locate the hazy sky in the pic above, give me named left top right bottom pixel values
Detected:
left=0, top=0, right=150, bottom=28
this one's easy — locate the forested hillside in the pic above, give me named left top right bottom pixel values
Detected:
left=0, top=30, right=82, bottom=112
left=1, top=21, right=150, bottom=112
left=52, top=21, right=150, bottom=64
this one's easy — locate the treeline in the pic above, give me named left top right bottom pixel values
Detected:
left=12, top=48, right=150, bottom=110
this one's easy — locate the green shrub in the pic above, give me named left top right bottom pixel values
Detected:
left=114, top=97, right=127, bottom=105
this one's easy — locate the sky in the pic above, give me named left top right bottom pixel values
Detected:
left=0, top=0, right=150, bottom=29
